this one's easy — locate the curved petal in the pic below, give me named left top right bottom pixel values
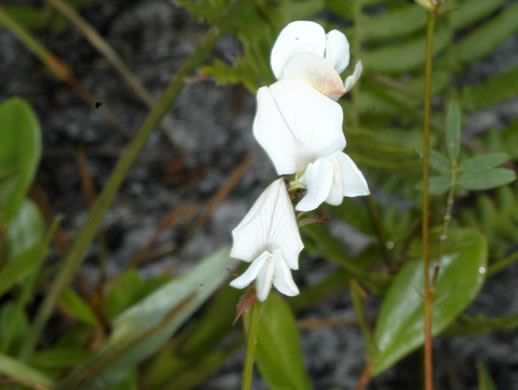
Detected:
left=252, top=86, right=298, bottom=175
left=296, top=158, right=334, bottom=212
left=280, top=52, right=345, bottom=98
left=344, top=60, right=363, bottom=94
left=256, top=258, right=275, bottom=301
left=336, top=152, right=370, bottom=197
left=229, top=251, right=270, bottom=289
left=231, top=179, right=303, bottom=271
left=325, top=29, right=350, bottom=74
left=272, top=253, right=300, bottom=297
left=230, top=179, right=282, bottom=261
left=325, top=155, right=344, bottom=205
left=262, top=79, right=345, bottom=172
left=266, top=187, right=303, bottom=270
left=270, top=21, right=326, bottom=79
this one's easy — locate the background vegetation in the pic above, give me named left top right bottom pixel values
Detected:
left=1, top=0, right=518, bottom=388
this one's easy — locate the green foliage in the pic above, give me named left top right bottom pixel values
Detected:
left=446, top=101, right=461, bottom=161
left=446, top=312, right=518, bottom=337
left=477, top=363, right=497, bottom=390
left=372, top=229, right=487, bottom=375
left=0, top=98, right=41, bottom=224
left=459, top=183, right=518, bottom=258
left=0, top=351, right=54, bottom=388
left=256, top=293, right=313, bottom=390
left=1, top=0, right=518, bottom=387
left=55, top=248, right=233, bottom=389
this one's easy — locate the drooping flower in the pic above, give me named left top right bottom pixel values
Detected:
left=296, top=151, right=370, bottom=212
left=253, top=79, right=369, bottom=211
left=229, top=178, right=303, bottom=301
left=270, top=20, right=362, bottom=99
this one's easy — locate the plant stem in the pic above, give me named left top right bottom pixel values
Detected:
left=242, top=302, right=261, bottom=390
left=423, top=11, right=436, bottom=390
left=351, top=0, right=362, bottom=128
left=19, top=25, right=223, bottom=362
left=432, top=160, right=457, bottom=287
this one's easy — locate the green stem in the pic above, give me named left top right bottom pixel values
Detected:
left=488, top=250, right=518, bottom=277
left=432, top=160, right=457, bottom=286
left=351, top=0, right=362, bottom=128
left=18, top=25, right=223, bottom=362
left=423, top=11, right=436, bottom=390
left=350, top=281, right=377, bottom=359
left=242, top=302, right=261, bottom=390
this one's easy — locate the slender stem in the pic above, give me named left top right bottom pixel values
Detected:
left=432, top=161, right=457, bottom=287
left=242, top=302, right=261, bottom=390
left=423, top=11, right=436, bottom=390
left=488, top=250, right=518, bottom=277
left=18, top=26, right=223, bottom=362
left=351, top=0, right=362, bottom=128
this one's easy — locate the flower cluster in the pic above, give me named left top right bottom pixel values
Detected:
left=229, top=21, right=369, bottom=301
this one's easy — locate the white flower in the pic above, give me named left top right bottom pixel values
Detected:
left=253, top=79, right=370, bottom=211
left=270, top=20, right=362, bottom=99
left=253, top=79, right=345, bottom=175
left=229, top=178, right=303, bottom=301
left=296, top=151, right=370, bottom=212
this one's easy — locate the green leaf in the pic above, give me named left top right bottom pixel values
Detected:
left=0, top=238, right=47, bottom=298
left=477, top=363, right=497, bottom=390
left=372, top=229, right=487, bottom=375
left=256, top=293, right=312, bottom=390
left=461, top=66, right=518, bottom=112
left=31, top=347, right=94, bottom=368
left=56, top=248, right=234, bottom=389
left=416, top=147, right=452, bottom=175
left=458, top=169, right=516, bottom=191
left=0, top=351, right=54, bottom=388
left=362, top=28, right=449, bottom=73
left=456, top=2, right=518, bottom=66
left=6, top=199, right=44, bottom=259
left=0, top=98, right=41, bottom=224
left=459, top=153, right=510, bottom=173
left=446, top=101, right=461, bottom=161
left=445, top=312, right=518, bottom=337
left=415, top=176, right=450, bottom=195
left=359, top=5, right=426, bottom=42
left=60, top=288, right=100, bottom=327
left=0, top=303, right=30, bottom=355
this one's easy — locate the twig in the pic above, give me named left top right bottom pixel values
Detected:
left=423, top=7, right=440, bottom=390
left=354, top=360, right=371, bottom=390
left=241, top=302, right=261, bottom=390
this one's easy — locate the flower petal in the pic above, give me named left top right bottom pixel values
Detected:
left=296, top=158, right=334, bottom=212
left=231, top=179, right=303, bottom=271
left=270, top=21, right=326, bottom=79
left=325, top=29, right=350, bottom=74
left=254, top=79, right=345, bottom=174
left=280, top=52, right=345, bottom=98
left=344, top=60, right=363, bottom=94
left=252, top=86, right=299, bottom=175
left=272, top=252, right=300, bottom=297
left=267, top=189, right=303, bottom=270
left=325, top=155, right=344, bottom=205
left=256, top=257, right=275, bottom=301
left=336, top=152, right=370, bottom=197
left=229, top=251, right=270, bottom=289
